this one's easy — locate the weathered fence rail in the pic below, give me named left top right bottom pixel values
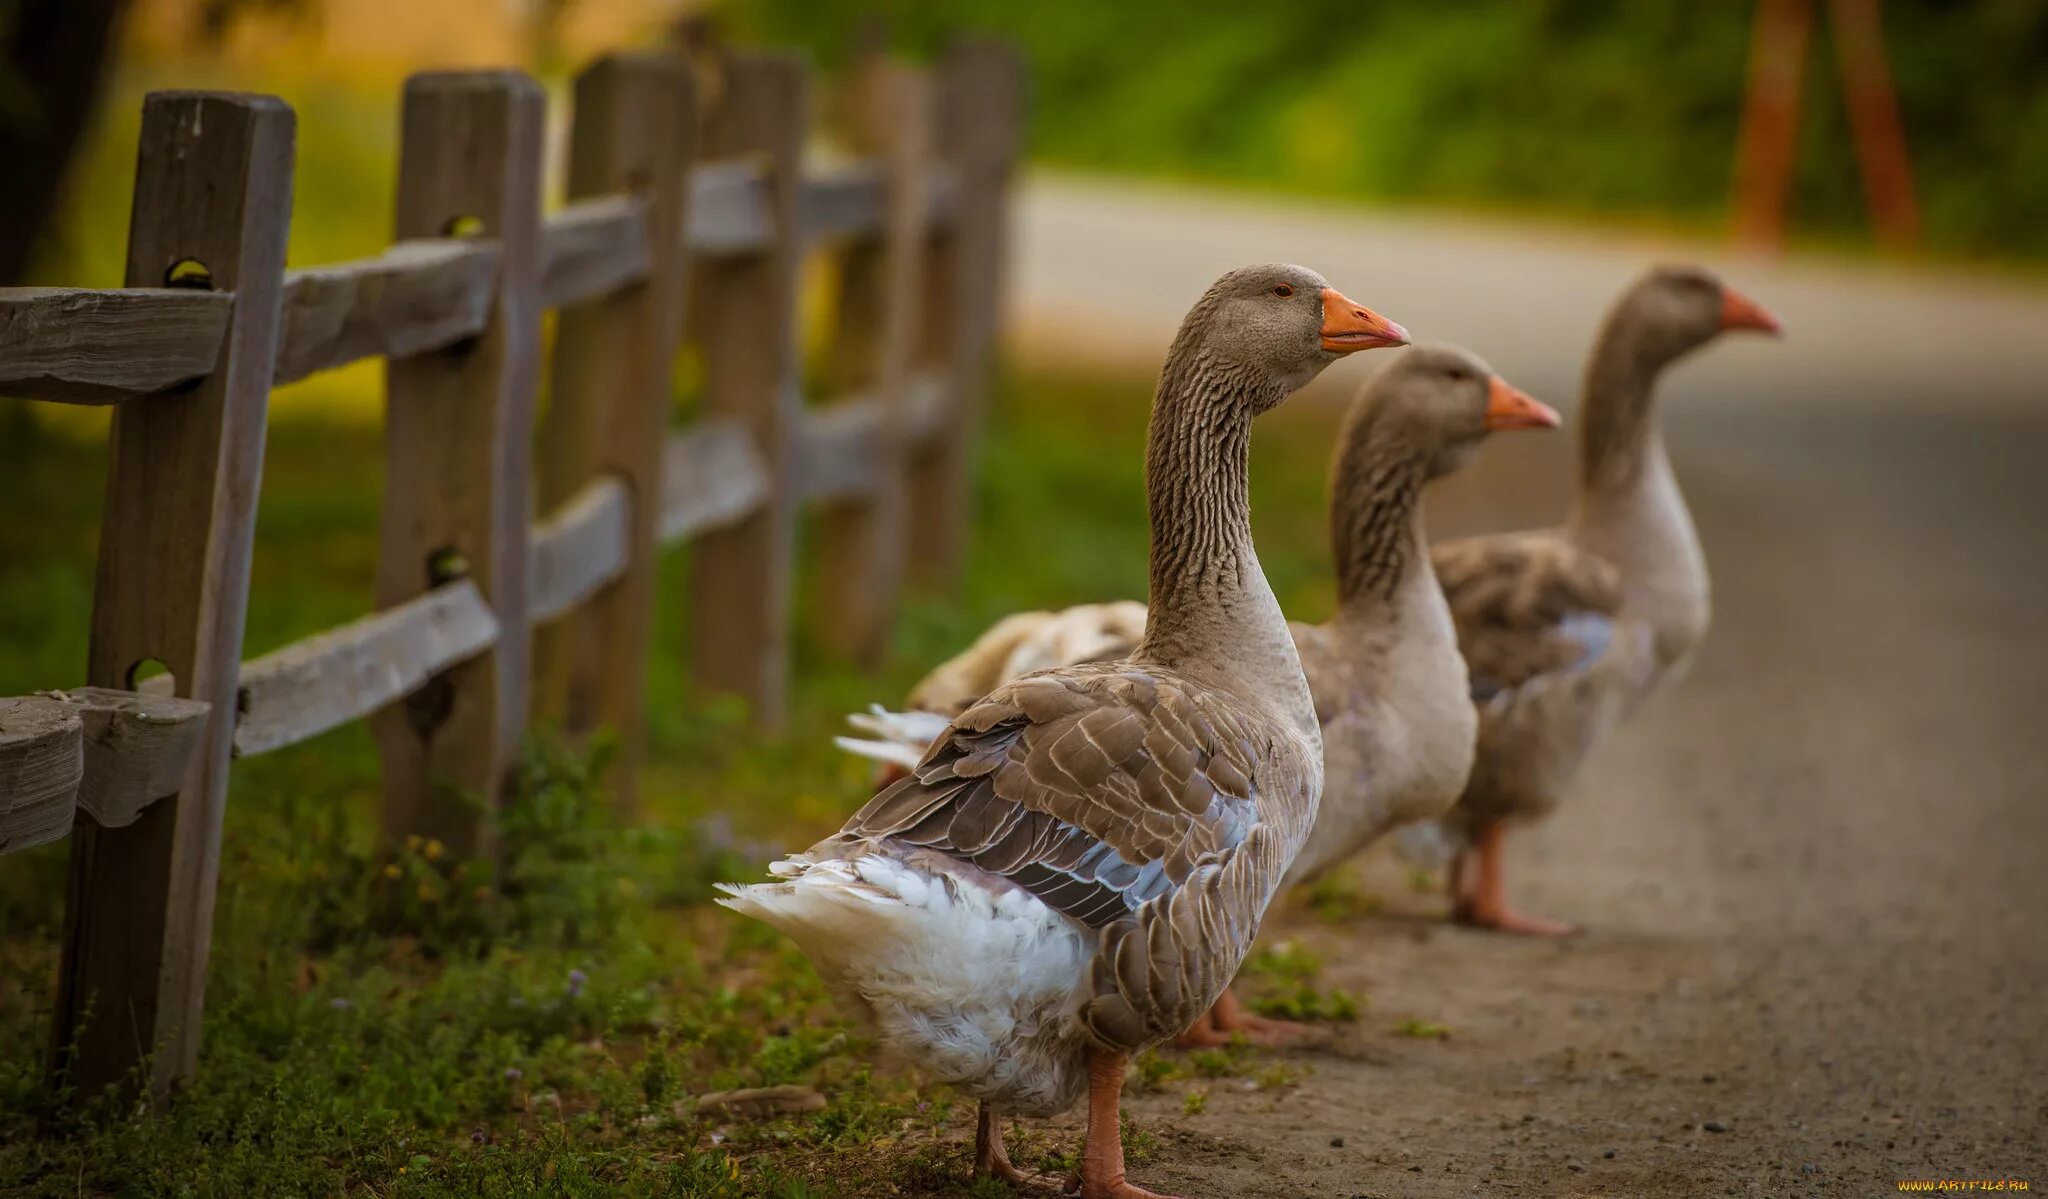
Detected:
left=0, top=39, right=1021, bottom=1103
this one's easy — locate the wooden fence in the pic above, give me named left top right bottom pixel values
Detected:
left=0, top=40, right=1021, bottom=1102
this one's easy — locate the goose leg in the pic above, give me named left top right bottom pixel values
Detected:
left=1451, top=821, right=1578, bottom=937
left=1077, top=1050, right=1182, bottom=1199
left=1206, top=988, right=1309, bottom=1046
left=976, top=1101, right=1048, bottom=1190
left=1173, top=986, right=1309, bottom=1049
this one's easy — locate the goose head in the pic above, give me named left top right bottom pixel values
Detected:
left=1173, top=264, right=1410, bottom=407
left=1616, top=264, right=1782, bottom=367
left=1356, top=342, right=1560, bottom=479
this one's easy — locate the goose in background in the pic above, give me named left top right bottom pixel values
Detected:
left=1429, top=264, right=1780, bottom=935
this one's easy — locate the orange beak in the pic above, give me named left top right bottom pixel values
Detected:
left=1484, top=375, right=1561, bottom=431
left=1720, top=286, right=1782, bottom=334
left=1319, top=287, right=1410, bottom=353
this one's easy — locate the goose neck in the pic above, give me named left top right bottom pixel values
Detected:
left=1135, top=351, right=1311, bottom=729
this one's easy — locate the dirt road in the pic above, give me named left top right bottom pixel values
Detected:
left=974, top=181, right=2048, bottom=1197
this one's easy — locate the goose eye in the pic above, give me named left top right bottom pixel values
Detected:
left=1271, top=284, right=1294, bottom=298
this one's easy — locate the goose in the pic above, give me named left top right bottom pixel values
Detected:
left=1429, top=264, right=1780, bottom=936
left=838, top=602, right=1149, bottom=781
left=719, top=264, right=1406, bottom=1198
left=839, top=346, right=1562, bottom=1048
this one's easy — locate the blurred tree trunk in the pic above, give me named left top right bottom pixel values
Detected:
left=0, top=0, right=130, bottom=285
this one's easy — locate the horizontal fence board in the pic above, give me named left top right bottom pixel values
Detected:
left=0, top=164, right=963, bottom=406
left=799, top=163, right=960, bottom=244
left=794, top=397, right=885, bottom=500
left=800, top=162, right=886, bottom=242
left=274, top=239, right=500, bottom=384
left=0, top=688, right=212, bottom=852
left=925, top=165, right=960, bottom=226
left=539, top=194, right=652, bottom=309
left=229, top=580, right=500, bottom=757
left=899, top=368, right=950, bottom=444
left=0, top=287, right=230, bottom=404
left=0, top=166, right=963, bottom=405
left=686, top=161, right=773, bottom=255
left=529, top=476, right=630, bottom=623
left=67, top=687, right=215, bottom=829
left=0, top=696, right=81, bottom=853
left=659, top=418, right=770, bottom=543
left=794, top=368, right=949, bottom=500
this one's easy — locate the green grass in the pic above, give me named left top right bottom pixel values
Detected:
left=1392, top=1018, right=1454, bottom=1042
left=0, top=364, right=1346, bottom=1197
left=1237, top=941, right=1363, bottom=1024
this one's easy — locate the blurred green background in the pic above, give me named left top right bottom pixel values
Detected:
left=736, top=0, right=2047, bottom=263
left=9, top=0, right=2048, bottom=293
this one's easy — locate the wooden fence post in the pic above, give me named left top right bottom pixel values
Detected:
left=904, top=41, right=1023, bottom=589
left=535, top=55, right=694, bottom=806
left=815, top=62, right=932, bottom=665
left=50, top=91, right=294, bottom=1100
left=687, top=52, right=806, bottom=728
left=372, top=72, right=543, bottom=856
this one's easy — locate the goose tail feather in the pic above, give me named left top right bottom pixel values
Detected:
left=835, top=706, right=953, bottom=769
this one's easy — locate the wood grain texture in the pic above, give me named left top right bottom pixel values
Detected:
left=658, top=419, right=769, bottom=542
left=231, top=581, right=499, bottom=758
left=0, top=287, right=229, bottom=403
left=906, top=41, right=1024, bottom=586
left=62, top=686, right=214, bottom=829
left=372, top=71, right=543, bottom=857
left=54, top=90, right=295, bottom=1101
left=685, top=52, right=806, bottom=728
left=814, top=61, right=932, bottom=664
left=274, top=239, right=499, bottom=385
left=532, top=55, right=693, bottom=804
left=0, top=696, right=82, bottom=854
left=538, top=193, right=653, bottom=310
left=528, top=477, right=630, bottom=625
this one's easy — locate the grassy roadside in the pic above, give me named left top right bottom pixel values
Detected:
left=0, top=365, right=1350, bottom=1197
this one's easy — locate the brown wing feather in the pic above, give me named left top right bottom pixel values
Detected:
left=833, top=665, right=1265, bottom=930
left=1432, top=531, right=1625, bottom=697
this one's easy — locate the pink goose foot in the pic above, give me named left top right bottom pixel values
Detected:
left=1173, top=987, right=1310, bottom=1049
left=976, top=1102, right=1053, bottom=1191
left=1450, top=822, right=1580, bottom=937
left=1207, top=988, right=1310, bottom=1046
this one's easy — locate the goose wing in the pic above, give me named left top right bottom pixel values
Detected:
left=834, top=664, right=1271, bottom=930
left=1432, top=530, right=1625, bottom=701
